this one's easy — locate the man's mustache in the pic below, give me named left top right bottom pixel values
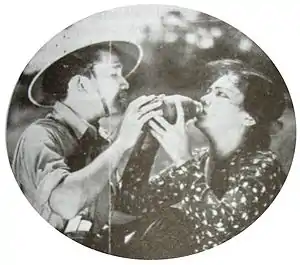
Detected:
left=115, top=90, right=129, bottom=111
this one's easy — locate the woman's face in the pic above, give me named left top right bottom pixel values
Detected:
left=195, top=73, right=250, bottom=135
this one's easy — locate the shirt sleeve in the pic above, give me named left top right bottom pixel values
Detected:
left=180, top=151, right=285, bottom=250
left=12, top=124, right=70, bottom=228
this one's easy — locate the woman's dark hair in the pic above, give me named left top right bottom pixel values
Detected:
left=202, top=59, right=286, bottom=150
left=41, top=44, right=121, bottom=104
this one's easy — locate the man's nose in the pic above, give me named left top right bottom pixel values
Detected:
left=200, top=94, right=210, bottom=106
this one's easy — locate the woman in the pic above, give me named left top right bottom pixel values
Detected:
left=115, top=59, right=287, bottom=258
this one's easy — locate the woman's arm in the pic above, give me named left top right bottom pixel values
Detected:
left=117, top=97, right=197, bottom=215
left=116, top=148, right=207, bottom=215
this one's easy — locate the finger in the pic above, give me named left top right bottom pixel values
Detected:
left=152, top=116, right=172, bottom=130
left=139, top=100, right=162, bottom=116
left=148, top=120, right=165, bottom=135
left=139, top=110, right=163, bottom=124
left=130, top=95, right=156, bottom=109
left=150, top=129, right=163, bottom=143
left=174, top=98, right=185, bottom=126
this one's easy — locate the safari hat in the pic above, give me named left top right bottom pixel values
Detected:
left=28, top=40, right=143, bottom=107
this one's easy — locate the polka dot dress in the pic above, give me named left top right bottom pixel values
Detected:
left=116, top=148, right=286, bottom=254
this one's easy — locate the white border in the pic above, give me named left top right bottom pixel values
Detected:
left=1, top=1, right=299, bottom=264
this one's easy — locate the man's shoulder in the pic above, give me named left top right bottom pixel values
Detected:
left=34, top=113, right=63, bottom=128
left=21, top=116, right=67, bottom=142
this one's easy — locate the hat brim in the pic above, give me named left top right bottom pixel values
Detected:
left=28, top=41, right=143, bottom=107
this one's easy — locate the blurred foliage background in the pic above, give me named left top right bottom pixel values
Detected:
left=6, top=9, right=296, bottom=174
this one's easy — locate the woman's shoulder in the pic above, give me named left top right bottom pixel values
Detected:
left=235, top=149, right=287, bottom=189
left=242, top=149, right=279, bottom=163
left=238, top=149, right=285, bottom=177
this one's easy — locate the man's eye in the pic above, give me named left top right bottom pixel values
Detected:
left=110, top=72, right=118, bottom=77
left=216, top=91, right=228, bottom=98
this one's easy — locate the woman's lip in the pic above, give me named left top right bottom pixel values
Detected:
left=200, top=106, right=207, bottom=115
left=195, top=110, right=204, bottom=120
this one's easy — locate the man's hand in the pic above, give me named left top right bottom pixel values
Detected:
left=149, top=97, right=192, bottom=166
left=117, top=95, right=163, bottom=150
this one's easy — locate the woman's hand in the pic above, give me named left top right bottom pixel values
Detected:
left=149, top=97, right=192, bottom=165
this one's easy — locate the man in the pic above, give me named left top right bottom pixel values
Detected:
left=12, top=41, right=162, bottom=240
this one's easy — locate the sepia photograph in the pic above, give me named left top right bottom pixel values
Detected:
left=6, top=4, right=296, bottom=259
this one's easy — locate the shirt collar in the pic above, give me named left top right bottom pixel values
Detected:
left=51, top=101, right=98, bottom=140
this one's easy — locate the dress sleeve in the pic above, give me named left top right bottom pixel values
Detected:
left=116, top=149, right=208, bottom=215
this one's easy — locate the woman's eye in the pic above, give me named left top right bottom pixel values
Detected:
left=206, top=88, right=212, bottom=94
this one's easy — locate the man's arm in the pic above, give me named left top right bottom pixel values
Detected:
left=13, top=124, right=132, bottom=226
left=49, top=95, right=163, bottom=220
left=49, top=138, right=127, bottom=219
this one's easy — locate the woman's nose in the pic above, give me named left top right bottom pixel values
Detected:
left=119, top=78, right=129, bottom=90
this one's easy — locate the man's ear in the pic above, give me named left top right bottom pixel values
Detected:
left=242, top=112, right=256, bottom=127
left=68, top=75, right=89, bottom=92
